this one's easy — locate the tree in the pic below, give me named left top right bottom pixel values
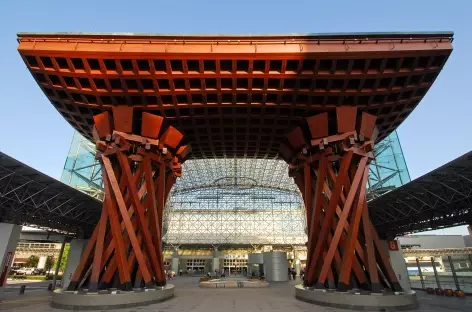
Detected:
left=26, top=255, right=39, bottom=267
left=45, top=256, right=55, bottom=277
left=46, top=256, right=55, bottom=269
left=52, top=244, right=70, bottom=272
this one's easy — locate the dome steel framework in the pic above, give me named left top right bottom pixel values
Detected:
left=165, top=158, right=305, bottom=245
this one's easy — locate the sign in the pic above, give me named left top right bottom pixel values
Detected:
left=223, top=254, right=248, bottom=259
left=387, top=240, right=399, bottom=251
left=0, top=252, right=13, bottom=287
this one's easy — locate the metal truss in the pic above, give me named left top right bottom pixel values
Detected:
left=0, top=152, right=101, bottom=236
left=165, top=158, right=306, bottom=245
left=370, top=151, right=472, bottom=238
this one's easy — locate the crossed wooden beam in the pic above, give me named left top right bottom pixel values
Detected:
left=67, top=107, right=190, bottom=291
left=280, top=107, right=402, bottom=292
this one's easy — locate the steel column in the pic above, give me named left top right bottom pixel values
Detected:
left=415, top=258, right=425, bottom=289
left=51, top=239, right=66, bottom=290
left=431, top=257, right=441, bottom=289
left=447, top=256, right=460, bottom=291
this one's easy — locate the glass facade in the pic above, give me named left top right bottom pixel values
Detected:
left=60, top=129, right=410, bottom=245
left=60, top=131, right=103, bottom=200
left=367, top=130, right=411, bottom=200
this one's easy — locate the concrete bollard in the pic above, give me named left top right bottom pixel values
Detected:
left=19, top=285, right=26, bottom=295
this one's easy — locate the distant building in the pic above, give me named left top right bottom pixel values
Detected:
left=399, top=235, right=472, bottom=274
left=13, top=242, right=62, bottom=268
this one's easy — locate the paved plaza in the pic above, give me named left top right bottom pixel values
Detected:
left=1, top=277, right=472, bottom=312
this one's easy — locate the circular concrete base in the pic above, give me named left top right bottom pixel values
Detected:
left=200, top=278, right=269, bottom=288
left=295, top=285, right=418, bottom=311
left=51, top=284, right=174, bottom=310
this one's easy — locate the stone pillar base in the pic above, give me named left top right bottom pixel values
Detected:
left=51, top=284, right=174, bottom=310
left=295, top=285, right=418, bottom=311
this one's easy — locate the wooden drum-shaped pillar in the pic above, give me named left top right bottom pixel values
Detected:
left=280, top=107, right=402, bottom=292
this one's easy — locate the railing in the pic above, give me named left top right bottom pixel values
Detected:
left=406, top=254, right=472, bottom=294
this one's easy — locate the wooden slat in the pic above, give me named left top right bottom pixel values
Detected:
left=337, top=166, right=369, bottom=289
left=66, top=219, right=99, bottom=290
left=305, top=151, right=353, bottom=286
left=156, top=164, right=167, bottom=235
left=143, top=155, right=166, bottom=283
left=141, top=112, right=164, bottom=138
left=336, top=106, right=357, bottom=133
left=112, top=106, right=134, bottom=133
left=371, top=221, right=402, bottom=291
left=102, top=175, right=131, bottom=286
left=317, top=156, right=367, bottom=285
left=176, top=144, right=192, bottom=161
left=362, top=198, right=380, bottom=291
left=89, top=202, right=108, bottom=290
left=102, top=155, right=152, bottom=284
left=117, top=151, right=160, bottom=282
left=93, top=111, right=113, bottom=138
left=307, top=113, right=328, bottom=139
left=304, top=163, right=313, bottom=240
left=287, top=127, right=306, bottom=150
left=359, top=112, right=377, bottom=139
left=160, top=126, right=183, bottom=148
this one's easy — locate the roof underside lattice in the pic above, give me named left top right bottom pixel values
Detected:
left=17, top=32, right=453, bottom=158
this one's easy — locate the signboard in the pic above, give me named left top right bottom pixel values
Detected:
left=223, top=254, right=248, bottom=259
left=387, top=240, right=399, bottom=251
left=0, top=251, right=13, bottom=287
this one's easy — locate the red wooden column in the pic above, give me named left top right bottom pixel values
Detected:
left=67, top=109, right=190, bottom=291
left=281, top=108, right=402, bottom=293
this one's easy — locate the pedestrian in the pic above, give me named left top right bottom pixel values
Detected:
left=179, top=268, right=183, bottom=276
left=288, top=267, right=292, bottom=280
left=215, top=269, right=218, bottom=277
left=291, top=268, right=296, bottom=280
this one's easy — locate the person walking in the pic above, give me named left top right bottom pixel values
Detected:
left=179, top=268, right=183, bottom=276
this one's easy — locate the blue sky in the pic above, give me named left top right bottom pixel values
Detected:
left=0, top=1, right=471, bottom=235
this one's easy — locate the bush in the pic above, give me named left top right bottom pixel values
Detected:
left=45, top=274, right=62, bottom=280
left=26, top=275, right=63, bottom=281
left=26, top=276, right=47, bottom=280
left=10, top=275, right=26, bottom=280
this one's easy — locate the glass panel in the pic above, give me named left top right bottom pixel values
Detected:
left=367, top=130, right=411, bottom=200
left=60, top=131, right=103, bottom=200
